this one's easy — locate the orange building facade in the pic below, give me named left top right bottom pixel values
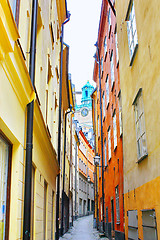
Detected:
left=78, top=130, right=95, bottom=217
left=93, top=0, right=124, bottom=239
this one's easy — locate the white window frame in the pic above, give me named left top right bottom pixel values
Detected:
left=103, top=92, right=105, bottom=118
left=106, top=75, right=109, bottom=107
left=118, top=92, right=123, bottom=136
left=104, top=36, right=107, bottom=59
left=104, top=138, right=107, bottom=166
left=115, top=31, right=119, bottom=65
left=133, top=89, right=148, bottom=161
left=98, top=115, right=100, bottom=137
left=126, top=0, right=138, bottom=65
left=108, top=8, right=111, bottom=34
left=8, top=0, right=17, bottom=18
left=108, top=127, right=111, bottom=160
left=115, top=185, right=120, bottom=223
left=110, top=50, right=115, bottom=88
left=113, top=111, right=117, bottom=150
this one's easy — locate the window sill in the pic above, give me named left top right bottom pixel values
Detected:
left=129, top=43, right=138, bottom=67
left=136, top=153, right=148, bottom=163
left=116, top=221, right=120, bottom=225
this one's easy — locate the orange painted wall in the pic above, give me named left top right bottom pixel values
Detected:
left=93, top=0, right=124, bottom=234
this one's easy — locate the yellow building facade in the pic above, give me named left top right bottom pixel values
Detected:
left=116, top=0, right=160, bottom=239
left=0, top=0, right=69, bottom=239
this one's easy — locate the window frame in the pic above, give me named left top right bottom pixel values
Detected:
left=0, top=131, right=12, bottom=240
left=126, top=0, right=138, bottom=66
left=113, top=110, right=117, bottom=150
left=115, top=185, right=120, bottom=223
left=105, top=75, right=109, bottom=108
left=110, top=50, right=115, bottom=89
left=133, top=89, right=148, bottom=162
left=108, top=127, right=111, bottom=161
left=102, top=92, right=106, bottom=119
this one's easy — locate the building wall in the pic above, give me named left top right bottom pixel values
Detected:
left=78, top=130, right=94, bottom=217
left=116, top=0, right=160, bottom=239
left=93, top=0, right=124, bottom=236
left=0, top=0, right=67, bottom=239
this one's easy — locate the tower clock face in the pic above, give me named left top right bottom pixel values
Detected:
left=81, top=108, right=89, bottom=117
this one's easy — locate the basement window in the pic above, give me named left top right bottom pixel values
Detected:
left=142, top=209, right=158, bottom=240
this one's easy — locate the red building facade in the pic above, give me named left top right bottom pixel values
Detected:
left=93, top=0, right=124, bottom=239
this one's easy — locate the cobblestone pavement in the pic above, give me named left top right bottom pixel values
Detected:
left=59, top=215, right=108, bottom=240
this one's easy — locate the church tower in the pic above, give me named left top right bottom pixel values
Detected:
left=74, top=81, right=94, bottom=147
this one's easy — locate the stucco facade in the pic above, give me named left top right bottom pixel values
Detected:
left=116, top=0, right=160, bottom=239
left=0, top=0, right=69, bottom=239
left=93, top=0, right=124, bottom=238
left=78, top=130, right=94, bottom=217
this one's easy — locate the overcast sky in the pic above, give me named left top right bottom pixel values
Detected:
left=64, top=0, right=102, bottom=93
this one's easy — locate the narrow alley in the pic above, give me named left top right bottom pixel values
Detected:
left=60, top=215, right=107, bottom=240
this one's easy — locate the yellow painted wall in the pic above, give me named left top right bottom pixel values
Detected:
left=124, top=176, right=160, bottom=239
left=116, top=0, right=160, bottom=239
left=0, top=0, right=68, bottom=239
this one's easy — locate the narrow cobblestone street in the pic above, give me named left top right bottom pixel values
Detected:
left=60, top=215, right=108, bottom=240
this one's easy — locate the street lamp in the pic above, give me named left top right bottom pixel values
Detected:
left=94, top=153, right=100, bottom=166
left=94, top=42, right=105, bottom=233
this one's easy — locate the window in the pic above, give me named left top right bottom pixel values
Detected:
left=0, top=134, right=12, bottom=240
left=43, top=181, right=47, bottom=240
left=85, top=90, right=88, bottom=97
left=110, top=50, right=115, bottom=88
left=8, top=0, right=17, bottom=18
left=103, top=92, right=105, bottom=118
left=126, top=0, right=138, bottom=65
left=113, top=111, right=117, bottom=149
left=108, top=8, right=111, bottom=30
left=142, top=210, right=157, bottom=240
left=108, top=128, right=111, bottom=160
left=118, top=93, right=123, bottom=136
left=98, top=116, right=100, bottom=137
left=104, top=36, right=107, bottom=59
left=115, top=186, right=120, bottom=223
left=115, top=32, right=119, bottom=65
left=101, top=57, right=103, bottom=73
left=106, top=75, right=109, bottom=107
left=8, top=0, right=20, bottom=26
left=104, top=139, right=107, bottom=166
left=128, top=210, right=138, bottom=239
left=133, top=89, right=147, bottom=161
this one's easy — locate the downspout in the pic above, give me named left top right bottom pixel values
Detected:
left=55, top=13, right=70, bottom=240
left=75, top=138, right=78, bottom=220
left=61, top=107, right=72, bottom=236
left=23, top=0, right=38, bottom=239
left=95, top=43, right=105, bottom=232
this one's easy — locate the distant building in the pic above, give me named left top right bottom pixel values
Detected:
left=78, top=130, right=94, bottom=217
left=74, top=81, right=94, bottom=147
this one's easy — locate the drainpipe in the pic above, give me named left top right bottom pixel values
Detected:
left=61, top=107, right=73, bottom=236
left=55, top=13, right=71, bottom=240
left=75, top=138, right=78, bottom=220
left=23, top=0, right=38, bottom=239
left=95, top=42, right=105, bottom=232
